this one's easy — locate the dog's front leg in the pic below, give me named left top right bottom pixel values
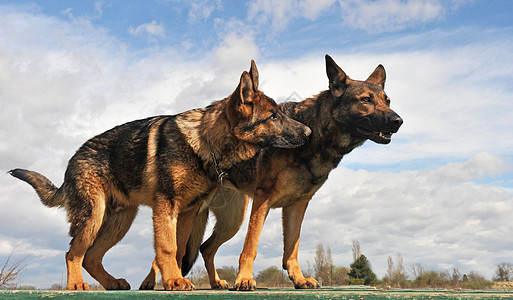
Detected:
left=233, top=191, right=271, bottom=291
left=282, top=194, right=320, bottom=289
left=153, top=193, right=194, bottom=291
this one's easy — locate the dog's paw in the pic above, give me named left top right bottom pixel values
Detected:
left=163, top=277, right=195, bottom=291
left=104, top=278, right=130, bottom=290
left=232, top=278, right=256, bottom=291
left=139, top=278, right=156, bottom=290
left=293, top=277, right=320, bottom=289
left=67, top=281, right=90, bottom=290
left=211, top=279, right=229, bottom=289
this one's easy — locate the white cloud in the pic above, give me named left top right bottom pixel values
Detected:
left=93, top=1, right=103, bottom=18
left=434, top=152, right=512, bottom=183
left=213, top=32, right=260, bottom=71
left=301, top=0, right=338, bottom=19
left=338, top=0, right=446, bottom=32
left=128, top=20, right=166, bottom=37
left=167, top=32, right=261, bottom=113
left=247, top=0, right=471, bottom=33
left=247, top=0, right=336, bottom=30
left=188, top=0, right=221, bottom=23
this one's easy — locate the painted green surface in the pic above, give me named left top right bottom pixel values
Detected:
left=1, top=286, right=513, bottom=299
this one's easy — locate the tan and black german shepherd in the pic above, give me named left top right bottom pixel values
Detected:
left=8, top=61, right=311, bottom=291
left=142, top=55, right=403, bottom=290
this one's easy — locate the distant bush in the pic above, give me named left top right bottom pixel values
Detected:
left=216, top=266, right=237, bottom=285
left=14, top=285, right=36, bottom=290
left=461, top=280, right=493, bottom=290
left=255, top=266, right=292, bottom=288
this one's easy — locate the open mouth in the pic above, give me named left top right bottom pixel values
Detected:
left=356, top=126, right=393, bottom=144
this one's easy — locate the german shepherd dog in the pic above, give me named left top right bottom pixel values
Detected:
left=8, top=61, right=311, bottom=291
left=142, top=55, right=403, bottom=290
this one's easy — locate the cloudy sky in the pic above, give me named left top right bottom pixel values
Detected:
left=1, top=0, right=512, bottom=289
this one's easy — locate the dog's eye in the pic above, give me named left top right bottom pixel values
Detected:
left=269, top=113, right=277, bottom=120
left=360, top=97, right=372, bottom=103
left=386, top=98, right=391, bottom=106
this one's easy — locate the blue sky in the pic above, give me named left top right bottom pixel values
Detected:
left=0, top=0, right=512, bottom=290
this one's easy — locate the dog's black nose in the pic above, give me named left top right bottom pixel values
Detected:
left=391, top=115, right=403, bottom=127
left=387, top=113, right=403, bottom=131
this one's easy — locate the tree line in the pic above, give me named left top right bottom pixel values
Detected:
left=2, top=241, right=513, bottom=290
left=303, top=241, right=513, bottom=290
left=185, top=240, right=513, bottom=290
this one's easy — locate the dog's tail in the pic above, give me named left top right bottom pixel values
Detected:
left=8, top=168, right=65, bottom=208
left=181, top=207, right=209, bottom=276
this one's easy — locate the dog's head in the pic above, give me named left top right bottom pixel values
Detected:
left=325, top=55, right=402, bottom=144
left=227, top=60, right=311, bottom=149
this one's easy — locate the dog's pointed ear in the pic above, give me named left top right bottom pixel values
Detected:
left=326, top=54, right=348, bottom=97
left=239, top=71, right=255, bottom=105
left=366, top=64, right=386, bottom=89
left=249, top=59, right=259, bottom=91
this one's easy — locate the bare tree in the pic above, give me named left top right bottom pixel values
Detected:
left=314, top=243, right=334, bottom=286
left=451, top=268, right=461, bottom=285
left=189, top=266, right=209, bottom=288
left=410, top=263, right=424, bottom=280
left=352, top=240, right=361, bottom=263
left=326, top=246, right=333, bottom=285
left=303, top=261, right=313, bottom=278
left=384, top=252, right=406, bottom=287
left=0, top=247, right=26, bottom=289
left=392, top=253, right=406, bottom=284
left=385, top=256, right=394, bottom=285
left=494, top=263, right=513, bottom=282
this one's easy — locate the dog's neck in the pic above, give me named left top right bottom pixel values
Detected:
left=175, top=101, right=259, bottom=181
left=282, top=90, right=366, bottom=163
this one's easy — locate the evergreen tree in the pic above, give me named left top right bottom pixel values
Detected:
left=348, top=254, right=377, bottom=285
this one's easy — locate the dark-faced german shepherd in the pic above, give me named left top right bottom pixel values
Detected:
left=8, top=61, right=311, bottom=291
left=141, top=55, right=403, bottom=290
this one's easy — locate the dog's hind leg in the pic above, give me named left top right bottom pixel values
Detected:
left=139, top=258, right=159, bottom=290
left=176, top=204, right=202, bottom=271
left=65, top=188, right=107, bottom=290
left=83, top=205, right=138, bottom=290
left=181, top=207, right=209, bottom=277
left=201, top=190, right=248, bottom=289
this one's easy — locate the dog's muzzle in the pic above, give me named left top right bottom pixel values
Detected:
left=356, top=111, right=403, bottom=144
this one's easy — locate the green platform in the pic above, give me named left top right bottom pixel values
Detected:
left=2, top=286, right=513, bottom=299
